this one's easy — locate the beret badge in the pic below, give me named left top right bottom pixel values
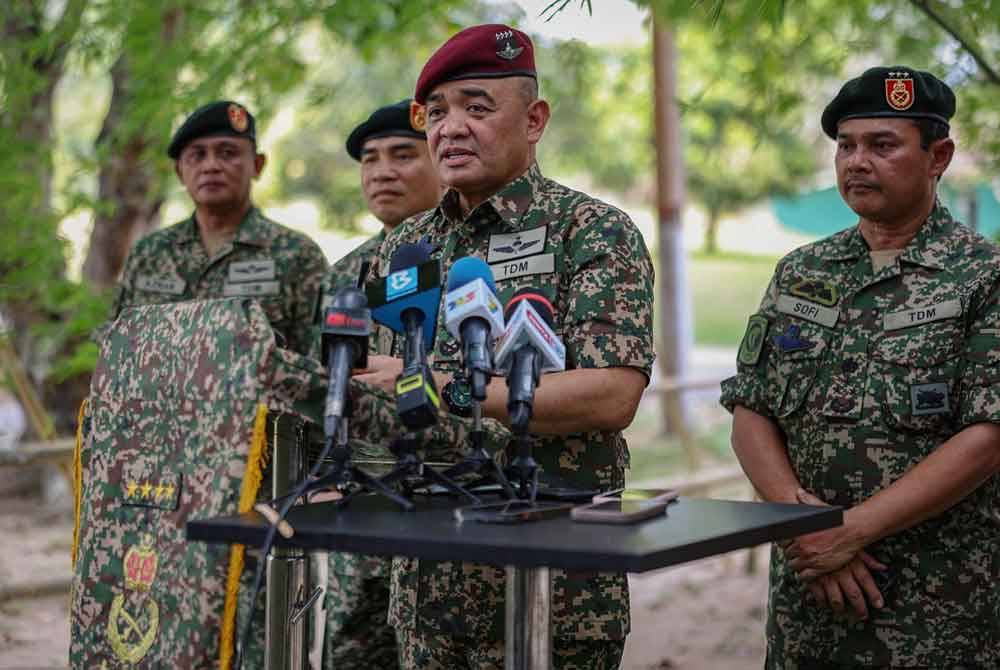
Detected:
left=885, top=72, right=915, bottom=111
left=227, top=103, right=249, bottom=132
left=495, top=29, right=524, bottom=61
left=409, top=100, right=427, bottom=132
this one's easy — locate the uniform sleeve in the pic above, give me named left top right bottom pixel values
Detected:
left=92, top=246, right=139, bottom=344
left=285, top=239, right=328, bottom=357
left=719, top=263, right=783, bottom=417
left=562, top=206, right=655, bottom=378
left=957, top=277, right=1000, bottom=428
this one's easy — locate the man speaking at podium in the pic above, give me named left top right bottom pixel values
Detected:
left=356, top=24, right=655, bottom=670
left=108, top=101, right=328, bottom=356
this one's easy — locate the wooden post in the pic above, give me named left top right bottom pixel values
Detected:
left=652, top=15, right=694, bottom=454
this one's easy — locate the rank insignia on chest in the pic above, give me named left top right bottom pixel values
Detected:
left=910, top=382, right=949, bottom=415
left=773, top=324, right=815, bottom=353
left=789, top=278, right=839, bottom=307
left=737, top=315, right=769, bottom=366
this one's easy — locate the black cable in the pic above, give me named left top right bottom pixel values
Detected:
left=234, top=416, right=341, bottom=670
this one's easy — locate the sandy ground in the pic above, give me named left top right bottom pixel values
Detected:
left=0, top=493, right=770, bottom=670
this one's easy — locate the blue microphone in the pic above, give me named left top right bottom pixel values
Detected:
left=366, top=243, right=441, bottom=347
left=365, top=243, right=443, bottom=430
left=444, top=257, right=504, bottom=401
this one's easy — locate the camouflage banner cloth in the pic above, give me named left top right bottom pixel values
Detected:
left=110, top=207, right=327, bottom=356
left=70, top=298, right=329, bottom=669
left=371, top=162, right=656, bottom=651
left=721, top=203, right=1000, bottom=668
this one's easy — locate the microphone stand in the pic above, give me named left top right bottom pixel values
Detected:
left=440, top=373, right=517, bottom=500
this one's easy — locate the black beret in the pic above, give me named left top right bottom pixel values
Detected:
left=167, top=101, right=256, bottom=159
left=345, top=99, right=426, bottom=162
left=821, top=66, right=955, bottom=139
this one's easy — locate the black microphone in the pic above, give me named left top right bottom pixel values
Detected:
left=321, top=287, right=371, bottom=435
left=497, top=288, right=565, bottom=432
left=444, top=257, right=505, bottom=401
left=365, top=243, right=442, bottom=430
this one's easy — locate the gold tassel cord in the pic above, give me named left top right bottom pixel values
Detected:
left=219, top=403, right=270, bottom=670
left=71, top=397, right=89, bottom=568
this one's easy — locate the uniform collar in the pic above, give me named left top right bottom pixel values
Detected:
left=820, top=199, right=956, bottom=270
left=180, top=206, right=269, bottom=248
left=438, top=162, right=545, bottom=228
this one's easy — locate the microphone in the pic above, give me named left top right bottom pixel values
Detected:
left=494, top=289, right=566, bottom=432
left=365, top=243, right=442, bottom=430
left=321, top=287, right=371, bottom=435
left=444, top=257, right=504, bottom=401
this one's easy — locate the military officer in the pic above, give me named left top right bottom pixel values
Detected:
left=354, top=24, right=655, bottom=670
left=316, top=99, right=441, bottom=670
left=109, top=100, right=328, bottom=356
left=722, top=67, right=1000, bottom=668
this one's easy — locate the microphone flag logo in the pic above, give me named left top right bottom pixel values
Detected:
left=386, top=267, right=418, bottom=300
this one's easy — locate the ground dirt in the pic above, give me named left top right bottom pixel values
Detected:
left=0, top=493, right=771, bottom=670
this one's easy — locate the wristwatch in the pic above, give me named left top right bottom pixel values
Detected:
left=442, top=377, right=473, bottom=417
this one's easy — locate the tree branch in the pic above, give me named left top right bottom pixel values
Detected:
left=909, top=0, right=1000, bottom=86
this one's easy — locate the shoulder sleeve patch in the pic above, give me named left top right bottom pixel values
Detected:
left=737, top=314, right=770, bottom=366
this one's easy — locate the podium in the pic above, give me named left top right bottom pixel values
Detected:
left=188, top=494, right=841, bottom=669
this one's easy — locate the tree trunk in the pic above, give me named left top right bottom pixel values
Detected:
left=81, top=6, right=185, bottom=288
left=81, top=54, right=165, bottom=288
left=703, top=209, right=721, bottom=255
left=652, top=15, right=694, bottom=446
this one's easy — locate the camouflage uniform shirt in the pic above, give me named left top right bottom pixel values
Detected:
left=371, top=163, right=656, bottom=640
left=721, top=203, right=1000, bottom=668
left=111, top=207, right=328, bottom=356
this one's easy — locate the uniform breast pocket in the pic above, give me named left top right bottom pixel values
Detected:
left=872, top=320, right=962, bottom=434
left=766, top=318, right=830, bottom=418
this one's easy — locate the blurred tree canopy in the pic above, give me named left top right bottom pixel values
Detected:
left=4, top=0, right=1000, bottom=432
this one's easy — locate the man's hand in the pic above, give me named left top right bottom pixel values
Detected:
left=352, top=355, right=404, bottom=393
left=785, top=488, right=867, bottom=580
left=804, top=551, right=887, bottom=620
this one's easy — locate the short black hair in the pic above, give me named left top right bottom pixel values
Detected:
left=913, top=118, right=949, bottom=150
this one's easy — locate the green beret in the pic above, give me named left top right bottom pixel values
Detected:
left=821, top=66, right=955, bottom=139
left=167, top=101, right=256, bottom=159
left=345, top=99, right=426, bottom=162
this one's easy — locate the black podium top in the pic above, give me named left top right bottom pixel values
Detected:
left=187, top=496, right=841, bottom=573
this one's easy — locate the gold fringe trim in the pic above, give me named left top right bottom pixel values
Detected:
left=71, top=397, right=88, bottom=568
left=219, top=403, right=270, bottom=670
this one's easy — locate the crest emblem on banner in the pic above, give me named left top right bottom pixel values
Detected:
left=885, top=73, right=915, bottom=111
left=107, top=535, right=160, bottom=663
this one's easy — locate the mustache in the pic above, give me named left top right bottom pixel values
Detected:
left=845, top=178, right=880, bottom=190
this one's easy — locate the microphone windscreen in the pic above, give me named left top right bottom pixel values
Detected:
left=331, top=287, right=368, bottom=310
left=389, top=242, right=432, bottom=273
left=505, top=287, right=554, bottom=326
left=447, top=256, right=497, bottom=293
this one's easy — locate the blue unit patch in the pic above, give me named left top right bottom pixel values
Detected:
left=773, top=324, right=815, bottom=353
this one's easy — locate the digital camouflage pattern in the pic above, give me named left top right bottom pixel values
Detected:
left=110, top=207, right=328, bottom=356
left=721, top=203, right=1000, bottom=668
left=70, top=298, right=330, bottom=669
left=400, top=629, right=624, bottom=669
left=371, top=163, right=656, bottom=654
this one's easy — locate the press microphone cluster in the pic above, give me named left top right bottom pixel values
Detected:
left=366, top=242, right=442, bottom=430
left=494, top=288, right=566, bottom=433
left=444, top=257, right=505, bottom=400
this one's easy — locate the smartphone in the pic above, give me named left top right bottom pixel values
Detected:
left=570, top=498, right=670, bottom=524
left=454, top=500, right=574, bottom=524
left=592, top=487, right=679, bottom=504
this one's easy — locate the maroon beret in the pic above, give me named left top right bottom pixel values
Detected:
left=414, top=24, right=536, bottom=104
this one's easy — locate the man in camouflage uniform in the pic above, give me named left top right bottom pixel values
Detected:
left=721, top=67, right=1000, bottom=669
left=316, top=99, right=441, bottom=670
left=355, top=24, right=655, bottom=670
left=109, top=100, right=327, bottom=356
